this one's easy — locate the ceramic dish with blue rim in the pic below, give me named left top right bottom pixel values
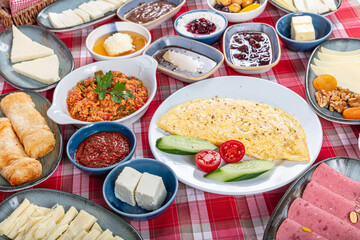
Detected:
left=0, top=25, right=74, bottom=92
left=269, top=0, right=341, bottom=16
left=305, top=38, right=360, bottom=125
left=103, top=158, right=178, bottom=221
left=263, top=156, right=360, bottom=239
left=0, top=91, right=62, bottom=192
left=117, top=0, right=186, bottom=30
left=37, top=0, right=123, bottom=33
left=143, top=35, right=224, bottom=83
left=223, top=23, right=281, bottom=75
left=0, top=188, right=142, bottom=239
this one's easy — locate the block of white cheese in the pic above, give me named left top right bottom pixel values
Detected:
left=135, top=172, right=167, bottom=211
left=10, top=26, right=54, bottom=63
left=12, top=54, right=60, bottom=84
left=321, top=0, right=337, bottom=11
left=79, top=3, right=104, bottom=19
left=98, top=0, right=118, bottom=11
left=62, top=9, right=84, bottom=27
left=74, top=8, right=91, bottom=22
left=103, top=0, right=121, bottom=7
left=291, top=15, right=315, bottom=41
left=114, top=166, right=142, bottom=206
left=103, top=33, right=133, bottom=56
left=48, top=12, right=66, bottom=28
left=89, top=0, right=111, bottom=13
left=163, top=50, right=203, bottom=73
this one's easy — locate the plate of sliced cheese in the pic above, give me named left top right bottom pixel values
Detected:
left=37, top=0, right=131, bottom=33
left=269, top=0, right=341, bottom=16
left=305, top=38, right=360, bottom=124
left=0, top=25, right=74, bottom=92
left=0, top=188, right=142, bottom=239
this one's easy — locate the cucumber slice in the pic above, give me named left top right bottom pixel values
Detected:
left=204, top=160, right=275, bottom=182
left=156, top=135, right=217, bottom=155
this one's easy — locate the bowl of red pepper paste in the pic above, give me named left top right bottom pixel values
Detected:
left=66, top=121, right=137, bottom=175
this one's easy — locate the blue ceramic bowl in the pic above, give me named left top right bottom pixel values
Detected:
left=103, top=158, right=178, bottom=220
left=174, top=10, right=228, bottom=45
left=276, top=12, right=333, bottom=52
left=66, top=122, right=136, bottom=175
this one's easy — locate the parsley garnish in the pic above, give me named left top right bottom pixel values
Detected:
left=94, top=71, right=136, bottom=103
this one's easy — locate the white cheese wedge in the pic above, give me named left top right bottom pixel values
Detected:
left=313, top=58, right=357, bottom=68
left=11, top=26, right=54, bottom=63
left=293, top=0, right=307, bottom=11
left=317, top=51, right=360, bottom=62
left=57, top=12, right=76, bottom=27
left=79, top=3, right=104, bottom=19
left=96, top=229, right=114, bottom=240
left=73, top=230, right=89, bottom=240
left=58, top=206, right=78, bottom=225
left=321, top=0, right=337, bottom=11
left=320, top=46, right=360, bottom=56
left=83, top=228, right=101, bottom=240
left=63, top=210, right=97, bottom=237
left=0, top=199, right=30, bottom=235
left=274, top=0, right=297, bottom=11
left=45, top=224, right=69, bottom=240
left=103, top=0, right=121, bottom=7
left=114, top=166, right=142, bottom=206
left=62, top=9, right=84, bottom=27
left=74, top=8, right=91, bottom=22
left=89, top=0, right=111, bottom=13
left=135, top=172, right=167, bottom=211
left=91, top=222, right=102, bottom=233
left=48, top=12, right=66, bottom=28
left=163, top=50, right=203, bottom=73
left=12, top=54, right=60, bottom=84
left=310, top=63, right=360, bottom=94
left=103, top=33, right=133, bottom=56
left=304, top=0, right=329, bottom=13
left=98, top=0, right=118, bottom=11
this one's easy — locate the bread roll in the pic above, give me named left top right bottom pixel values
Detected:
left=0, top=118, right=42, bottom=185
left=0, top=92, right=55, bottom=158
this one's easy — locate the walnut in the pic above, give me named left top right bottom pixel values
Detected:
left=329, top=99, right=347, bottom=113
left=315, top=90, right=330, bottom=108
left=348, top=93, right=360, bottom=107
left=336, top=86, right=351, bottom=101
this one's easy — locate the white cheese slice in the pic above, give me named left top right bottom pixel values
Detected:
left=0, top=198, right=30, bottom=235
left=313, top=58, right=357, bottom=68
left=103, top=0, right=121, bottom=7
left=33, top=205, right=65, bottom=239
left=293, top=0, right=307, bottom=11
left=73, top=229, right=89, bottom=240
left=320, top=46, right=360, bottom=56
left=304, top=0, right=329, bottom=13
left=90, top=222, right=102, bottom=233
left=310, top=63, right=360, bottom=94
left=163, top=50, right=203, bottom=73
left=79, top=3, right=104, bottom=19
left=114, top=166, right=142, bottom=206
left=62, top=9, right=84, bottom=26
left=63, top=210, right=97, bottom=237
left=90, top=0, right=111, bottom=13
left=10, top=26, right=54, bottom=63
left=48, top=12, right=66, bottom=28
left=45, top=224, right=69, bottom=240
left=57, top=12, right=76, bottom=27
left=114, top=236, right=124, bottom=240
left=317, top=51, right=360, bottom=62
left=321, top=0, right=337, bottom=11
left=96, top=229, right=114, bottom=240
left=58, top=206, right=78, bottom=225
left=12, top=54, right=60, bottom=84
left=7, top=204, right=37, bottom=239
left=273, top=0, right=297, bottom=11
left=83, top=228, right=101, bottom=240
left=135, top=172, right=167, bottom=211
left=98, top=0, right=118, bottom=11
left=74, top=8, right=91, bottom=22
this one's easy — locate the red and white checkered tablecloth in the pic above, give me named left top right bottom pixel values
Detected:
left=1, top=0, right=360, bottom=239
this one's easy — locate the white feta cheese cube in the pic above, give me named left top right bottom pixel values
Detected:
left=292, top=24, right=315, bottom=41
left=135, top=172, right=167, bottom=211
left=114, top=167, right=142, bottom=206
left=103, top=33, right=133, bottom=56
left=73, top=8, right=91, bottom=23
left=291, top=15, right=312, bottom=26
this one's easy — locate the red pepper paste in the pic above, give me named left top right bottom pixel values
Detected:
left=75, top=131, right=130, bottom=168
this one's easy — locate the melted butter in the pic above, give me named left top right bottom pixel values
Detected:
left=93, top=31, right=146, bottom=57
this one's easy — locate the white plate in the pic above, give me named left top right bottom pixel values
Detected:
left=148, top=76, right=323, bottom=195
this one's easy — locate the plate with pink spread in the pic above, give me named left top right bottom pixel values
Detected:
left=264, top=157, right=360, bottom=240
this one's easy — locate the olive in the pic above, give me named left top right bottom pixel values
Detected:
left=214, top=3, right=224, bottom=10
left=229, top=3, right=241, bottom=12
left=241, top=0, right=253, bottom=8
left=221, top=5, right=230, bottom=12
left=219, top=0, right=232, bottom=6
left=231, top=0, right=243, bottom=5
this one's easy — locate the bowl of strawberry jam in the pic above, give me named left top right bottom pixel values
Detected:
left=67, top=121, right=136, bottom=175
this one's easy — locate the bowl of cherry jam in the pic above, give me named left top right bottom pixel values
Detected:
left=223, top=23, right=281, bottom=74
left=174, top=9, right=228, bottom=44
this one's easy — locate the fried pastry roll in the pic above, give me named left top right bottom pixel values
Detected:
left=0, top=92, right=55, bottom=158
left=0, top=118, right=42, bottom=185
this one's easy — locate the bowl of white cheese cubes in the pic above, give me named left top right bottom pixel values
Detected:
left=103, top=158, right=178, bottom=220
left=276, top=12, right=332, bottom=51
left=86, top=21, right=151, bottom=61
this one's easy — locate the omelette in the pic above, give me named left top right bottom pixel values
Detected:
left=157, top=98, right=310, bottom=162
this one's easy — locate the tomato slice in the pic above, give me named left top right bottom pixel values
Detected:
left=219, top=140, right=245, bottom=163
left=195, top=150, right=221, bottom=172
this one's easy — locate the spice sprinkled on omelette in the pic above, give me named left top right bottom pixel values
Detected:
left=157, top=98, right=309, bottom=161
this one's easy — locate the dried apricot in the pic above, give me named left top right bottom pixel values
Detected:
left=229, top=3, right=241, bottom=12
left=343, top=107, right=360, bottom=119
left=231, top=0, right=243, bottom=5
left=240, top=3, right=260, bottom=12
left=241, top=0, right=253, bottom=8
left=219, top=0, right=232, bottom=6
left=313, top=74, right=337, bottom=91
